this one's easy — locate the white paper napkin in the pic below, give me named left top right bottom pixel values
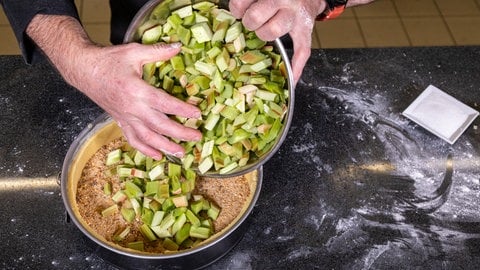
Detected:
left=402, top=85, right=479, bottom=144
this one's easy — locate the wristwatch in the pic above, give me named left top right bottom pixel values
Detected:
left=317, top=0, right=348, bottom=21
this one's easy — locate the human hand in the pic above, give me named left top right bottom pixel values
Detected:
left=26, top=15, right=201, bottom=160
left=72, top=42, right=202, bottom=160
left=229, top=0, right=326, bottom=83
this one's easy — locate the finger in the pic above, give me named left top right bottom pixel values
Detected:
left=140, top=109, right=202, bottom=142
left=134, top=42, right=182, bottom=65
left=254, top=8, right=295, bottom=41
left=289, top=30, right=312, bottom=83
left=125, top=119, right=187, bottom=158
left=229, top=0, right=257, bottom=19
left=242, top=1, right=280, bottom=31
left=121, top=122, right=164, bottom=160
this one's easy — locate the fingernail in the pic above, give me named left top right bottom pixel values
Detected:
left=169, top=42, right=182, bottom=48
left=173, top=152, right=184, bottom=158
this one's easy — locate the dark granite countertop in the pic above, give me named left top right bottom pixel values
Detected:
left=1, top=47, right=480, bottom=269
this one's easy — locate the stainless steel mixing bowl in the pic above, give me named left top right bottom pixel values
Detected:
left=123, top=0, right=295, bottom=177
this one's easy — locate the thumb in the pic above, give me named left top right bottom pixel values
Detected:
left=136, top=42, right=182, bottom=64
left=290, top=33, right=311, bottom=83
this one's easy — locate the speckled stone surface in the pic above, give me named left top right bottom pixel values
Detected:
left=1, top=47, right=480, bottom=269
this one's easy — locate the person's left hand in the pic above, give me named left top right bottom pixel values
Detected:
left=229, top=0, right=327, bottom=83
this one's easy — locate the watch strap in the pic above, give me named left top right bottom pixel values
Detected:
left=317, top=0, right=348, bottom=21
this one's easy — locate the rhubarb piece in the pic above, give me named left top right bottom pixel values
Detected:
left=113, top=226, right=131, bottom=242
left=106, top=149, right=122, bottom=166
left=101, top=204, right=118, bottom=217
left=140, top=224, right=157, bottom=242
left=151, top=211, right=165, bottom=227
left=103, top=182, right=112, bottom=195
left=189, top=226, right=211, bottom=239
left=121, top=207, right=136, bottom=223
left=191, top=22, right=213, bottom=43
left=163, top=238, right=179, bottom=251
left=127, top=241, right=144, bottom=251
left=175, top=223, right=191, bottom=245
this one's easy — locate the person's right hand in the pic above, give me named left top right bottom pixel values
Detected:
left=229, top=0, right=327, bottom=84
left=27, top=15, right=202, bottom=160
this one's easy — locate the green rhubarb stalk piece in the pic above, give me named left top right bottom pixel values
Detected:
left=159, top=212, right=176, bottom=231
left=101, top=204, right=118, bottom=217
left=157, top=183, right=170, bottom=199
left=190, top=22, right=213, bottom=43
left=225, top=21, right=242, bottom=43
left=198, top=156, right=213, bottom=174
left=113, top=226, right=130, bottom=242
left=163, top=238, right=179, bottom=251
left=172, top=5, right=192, bottom=18
left=185, top=208, right=201, bottom=226
left=140, top=223, right=157, bottom=242
left=151, top=210, right=165, bottom=227
left=172, top=195, right=188, bottom=208
left=125, top=181, right=143, bottom=199
left=112, top=190, right=127, bottom=203
left=141, top=208, right=154, bottom=225
left=148, top=164, right=165, bottom=180
left=134, top=151, right=147, bottom=166
left=103, top=182, right=112, bottom=195
left=145, top=181, right=159, bottom=196
left=121, top=207, right=136, bottom=223
left=151, top=225, right=172, bottom=238
left=162, top=198, right=175, bottom=212
left=189, top=226, right=211, bottom=239
left=168, top=162, right=182, bottom=179
left=192, top=1, right=215, bottom=11
left=219, top=162, right=238, bottom=175
left=142, top=25, right=163, bottom=44
left=190, top=199, right=203, bottom=215
left=106, top=149, right=122, bottom=166
left=207, top=203, right=220, bottom=220
left=170, top=176, right=182, bottom=195
left=130, top=198, right=142, bottom=216
left=171, top=213, right=187, bottom=235
left=175, top=223, right=191, bottom=245
left=127, top=241, right=144, bottom=251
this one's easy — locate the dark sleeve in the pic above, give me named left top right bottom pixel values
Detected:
left=109, top=0, right=148, bottom=45
left=0, top=0, right=80, bottom=64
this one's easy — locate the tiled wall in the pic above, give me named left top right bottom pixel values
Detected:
left=1, top=0, right=480, bottom=55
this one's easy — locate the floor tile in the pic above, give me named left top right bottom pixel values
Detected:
left=81, top=0, right=111, bottom=23
left=445, top=17, right=480, bottom=45
left=358, top=18, right=410, bottom=47
left=0, top=5, right=9, bottom=25
left=393, top=0, right=440, bottom=16
left=435, top=0, right=480, bottom=16
left=311, top=32, right=321, bottom=49
left=402, top=17, right=454, bottom=46
left=353, top=0, right=398, bottom=18
left=84, top=23, right=112, bottom=45
left=0, top=25, right=21, bottom=55
left=75, top=0, right=84, bottom=18
left=314, top=19, right=366, bottom=48
left=340, top=7, right=356, bottom=19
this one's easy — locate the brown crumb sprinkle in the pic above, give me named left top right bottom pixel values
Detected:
left=76, top=137, right=251, bottom=253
